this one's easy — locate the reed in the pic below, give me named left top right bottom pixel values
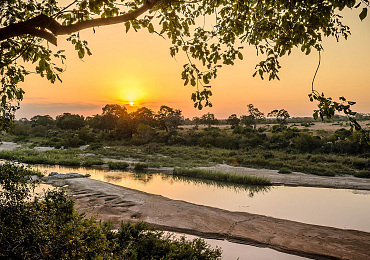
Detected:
left=173, top=168, right=272, bottom=186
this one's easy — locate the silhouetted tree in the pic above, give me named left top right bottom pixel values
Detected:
left=130, top=107, right=156, bottom=128
left=156, top=105, right=183, bottom=132
left=226, top=114, right=240, bottom=129
left=268, top=109, right=290, bottom=125
left=200, top=113, right=218, bottom=128
left=30, top=115, right=55, bottom=128
left=56, top=113, right=85, bottom=130
left=192, top=117, right=201, bottom=128
left=246, top=104, right=265, bottom=129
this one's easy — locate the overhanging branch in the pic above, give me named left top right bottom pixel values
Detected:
left=0, top=0, right=161, bottom=45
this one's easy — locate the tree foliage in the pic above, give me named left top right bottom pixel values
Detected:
left=156, top=105, right=183, bottom=132
left=267, top=109, right=290, bottom=125
left=200, top=112, right=218, bottom=128
left=226, top=114, right=240, bottom=129
left=56, top=112, right=85, bottom=130
left=0, top=0, right=369, bottom=141
left=246, top=104, right=265, bottom=129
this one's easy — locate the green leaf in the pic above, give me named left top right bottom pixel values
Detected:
left=359, top=8, right=367, bottom=21
left=203, top=75, right=209, bottom=84
left=125, top=22, right=130, bottom=33
left=190, top=78, right=196, bottom=86
left=148, top=23, right=154, bottom=33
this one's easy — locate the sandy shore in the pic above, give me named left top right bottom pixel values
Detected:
left=46, top=178, right=370, bottom=260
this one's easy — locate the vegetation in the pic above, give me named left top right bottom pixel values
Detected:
left=173, top=168, right=272, bottom=186
left=2, top=111, right=370, bottom=178
left=0, top=149, right=104, bottom=167
left=0, top=164, right=222, bottom=259
left=354, top=171, right=370, bottom=179
left=108, top=161, right=130, bottom=170
left=278, top=167, right=292, bottom=174
left=134, top=162, right=149, bottom=171
left=172, top=175, right=272, bottom=198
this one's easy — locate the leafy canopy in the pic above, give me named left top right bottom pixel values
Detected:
left=0, top=0, right=369, bottom=140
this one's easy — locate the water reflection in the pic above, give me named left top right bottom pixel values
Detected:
left=168, top=232, right=308, bottom=260
left=31, top=164, right=370, bottom=232
left=104, top=172, right=271, bottom=197
left=171, top=175, right=272, bottom=197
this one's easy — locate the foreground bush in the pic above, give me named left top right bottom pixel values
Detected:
left=0, top=164, right=221, bottom=259
left=173, top=168, right=272, bottom=186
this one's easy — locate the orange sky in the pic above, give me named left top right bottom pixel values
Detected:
left=17, top=7, right=370, bottom=119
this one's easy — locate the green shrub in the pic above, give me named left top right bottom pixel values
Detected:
left=108, top=161, right=130, bottom=170
left=134, top=163, right=149, bottom=171
left=278, top=167, right=292, bottom=174
left=82, top=158, right=105, bottom=166
left=147, top=162, right=162, bottom=168
left=354, top=171, right=370, bottom=178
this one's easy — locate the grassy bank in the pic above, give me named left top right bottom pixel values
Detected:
left=0, top=149, right=104, bottom=167
left=89, top=144, right=369, bottom=177
left=173, top=168, right=272, bottom=186
left=0, top=143, right=368, bottom=178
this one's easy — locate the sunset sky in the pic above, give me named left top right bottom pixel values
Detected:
left=17, top=7, right=370, bottom=120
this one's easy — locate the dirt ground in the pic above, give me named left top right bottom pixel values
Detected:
left=46, top=178, right=370, bottom=260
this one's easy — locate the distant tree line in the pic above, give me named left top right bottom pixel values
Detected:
left=8, top=103, right=369, bottom=155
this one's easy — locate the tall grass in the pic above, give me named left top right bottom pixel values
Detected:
left=134, top=163, right=148, bottom=171
left=108, top=161, right=130, bottom=170
left=172, top=175, right=272, bottom=197
left=173, top=168, right=272, bottom=186
left=0, top=150, right=103, bottom=167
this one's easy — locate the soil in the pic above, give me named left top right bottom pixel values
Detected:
left=45, top=178, right=370, bottom=260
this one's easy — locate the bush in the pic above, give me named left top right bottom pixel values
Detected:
left=293, top=134, right=323, bottom=152
left=354, top=171, right=370, bottom=178
left=134, top=163, right=149, bottom=171
left=278, top=167, right=292, bottom=174
left=108, top=161, right=130, bottom=170
left=82, top=158, right=105, bottom=167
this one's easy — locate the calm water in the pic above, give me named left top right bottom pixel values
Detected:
left=33, top=165, right=370, bottom=233
left=169, top=232, right=307, bottom=260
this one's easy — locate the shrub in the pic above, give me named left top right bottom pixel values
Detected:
left=354, top=171, right=370, bottom=178
left=82, top=158, right=105, bottom=167
left=278, top=167, right=292, bottom=174
left=108, top=161, right=130, bottom=170
left=134, top=163, right=149, bottom=171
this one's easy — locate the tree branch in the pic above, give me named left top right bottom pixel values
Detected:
left=0, top=0, right=161, bottom=45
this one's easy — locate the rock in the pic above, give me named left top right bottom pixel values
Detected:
left=43, top=172, right=88, bottom=180
left=30, top=175, right=39, bottom=181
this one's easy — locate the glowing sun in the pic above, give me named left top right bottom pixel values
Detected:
left=129, top=101, right=134, bottom=106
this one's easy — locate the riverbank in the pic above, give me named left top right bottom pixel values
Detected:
left=97, top=162, right=370, bottom=191
left=45, top=177, right=370, bottom=260
left=197, top=164, right=370, bottom=191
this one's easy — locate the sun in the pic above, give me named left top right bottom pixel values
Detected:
left=129, top=101, right=134, bottom=106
